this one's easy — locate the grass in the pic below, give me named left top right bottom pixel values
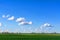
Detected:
left=0, top=33, right=60, bottom=40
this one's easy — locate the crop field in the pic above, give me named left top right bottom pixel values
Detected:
left=0, top=33, right=60, bottom=40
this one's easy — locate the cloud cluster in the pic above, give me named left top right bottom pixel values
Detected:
left=2, top=15, right=15, bottom=21
left=1, top=14, right=55, bottom=33
left=16, top=17, right=32, bottom=25
left=2, top=15, right=10, bottom=18
left=42, top=23, right=53, bottom=27
left=2, top=15, right=32, bottom=25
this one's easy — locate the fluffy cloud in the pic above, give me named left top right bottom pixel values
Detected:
left=16, top=17, right=33, bottom=25
left=40, top=23, right=53, bottom=30
left=0, top=23, right=2, bottom=27
left=16, top=17, right=25, bottom=22
left=18, top=21, right=32, bottom=25
left=8, top=16, right=14, bottom=20
left=40, top=23, right=53, bottom=33
left=40, top=23, right=53, bottom=32
left=42, top=23, right=53, bottom=27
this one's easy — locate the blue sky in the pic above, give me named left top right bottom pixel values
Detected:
left=0, top=0, right=60, bottom=33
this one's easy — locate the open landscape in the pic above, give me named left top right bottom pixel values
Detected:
left=0, top=33, right=60, bottom=40
left=0, top=0, right=60, bottom=40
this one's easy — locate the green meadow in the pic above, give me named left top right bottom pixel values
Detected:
left=0, top=33, right=60, bottom=40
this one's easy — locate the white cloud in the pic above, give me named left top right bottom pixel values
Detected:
left=0, top=23, right=2, bottom=27
left=16, top=17, right=32, bottom=25
left=40, top=23, right=53, bottom=33
left=28, top=21, right=32, bottom=25
left=18, top=21, right=32, bottom=25
left=42, top=23, right=53, bottom=27
left=8, top=16, right=14, bottom=20
left=40, top=23, right=53, bottom=30
left=16, top=17, right=25, bottom=22
left=2, top=15, right=10, bottom=18
left=2, top=15, right=6, bottom=18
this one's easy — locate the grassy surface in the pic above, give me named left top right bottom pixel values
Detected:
left=0, top=33, right=60, bottom=40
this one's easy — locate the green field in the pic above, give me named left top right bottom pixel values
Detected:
left=0, top=33, right=60, bottom=40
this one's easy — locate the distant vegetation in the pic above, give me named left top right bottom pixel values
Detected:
left=0, top=33, right=60, bottom=40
